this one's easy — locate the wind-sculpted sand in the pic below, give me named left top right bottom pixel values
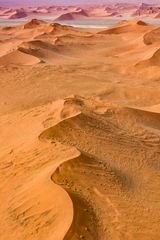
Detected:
left=0, top=19, right=160, bottom=240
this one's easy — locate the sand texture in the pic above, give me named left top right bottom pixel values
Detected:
left=0, top=19, right=160, bottom=240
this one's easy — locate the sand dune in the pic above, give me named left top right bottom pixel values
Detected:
left=144, top=27, right=160, bottom=45
left=0, top=18, right=160, bottom=240
left=136, top=48, right=160, bottom=67
left=0, top=49, right=41, bottom=65
left=1, top=95, right=160, bottom=240
left=8, top=9, right=28, bottom=19
left=23, top=19, right=47, bottom=29
left=44, top=23, right=88, bottom=37
left=0, top=21, right=92, bottom=64
left=18, top=40, right=72, bottom=63
left=98, top=20, right=152, bottom=35
left=55, top=9, right=88, bottom=21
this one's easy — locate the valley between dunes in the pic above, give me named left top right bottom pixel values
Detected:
left=0, top=18, right=160, bottom=240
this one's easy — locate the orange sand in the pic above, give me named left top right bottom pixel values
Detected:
left=0, top=19, right=160, bottom=240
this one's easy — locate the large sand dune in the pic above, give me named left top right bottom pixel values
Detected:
left=136, top=48, right=160, bottom=67
left=1, top=96, right=160, bottom=240
left=55, top=9, right=88, bottom=21
left=98, top=20, right=153, bottom=35
left=144, top=27, right=160, bottom=45
left=0, top=18, right=160, bottom=240
left=0, top=49, right=41, bottom=65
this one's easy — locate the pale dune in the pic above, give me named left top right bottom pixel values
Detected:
left=0, top=49, right=41, bottom=65
left=0, top=18, right=160, bottom=240
left=8, top=9, right=28, bottom=19
left=136, top=48, right=160, bottom=67
left=98, top=20, right=152, bottom=35
left=55, top=9, right=88, bottom=21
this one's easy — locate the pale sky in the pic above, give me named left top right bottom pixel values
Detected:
left=1, top=0, right=160, bottom=6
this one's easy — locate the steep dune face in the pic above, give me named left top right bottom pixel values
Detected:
left=40, top=96, right=160, bottom=239
left=1, top=96, right=160, bottom=240
left=17, top=39, right=72, bottom=63
left=0, top=49, right=41, bottom=65
left=8, top=9, right=27, bottom=19
left=0, top=99, right=80, bottom=240
left=136, top=48, right=160, bottom=67
left=149, top=48, right=160, bottom=65
left=144, top=27, right=160, bottom=45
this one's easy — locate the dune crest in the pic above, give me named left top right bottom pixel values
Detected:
left=40, top=96, right=160, bottom=239
left=23, top=19, right=47, bottom=29
left=1, top=95, right=160, bottom=240
left=55, top=9, right=88, bottom=21
left=0, top=49, right=41, bottom=65
left=136, top=48, right=160, bottom=68
left=144, top=27, right=160, bottom=45
left=98, top=20, right=151, bottom=35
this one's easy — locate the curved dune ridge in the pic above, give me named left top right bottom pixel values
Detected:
left=0, top=95, right=160, bottom=240
left=0, top=49, right=41, bottom=65
left=17, top=40, right=60, bottom=62
left=39, top=96, right=160, bottom=240
left=98, top=20, right=151, bottom=35
left=55, top=9, right=88, bottom=21
left=144, top=27, right=160, bottom=45
left=0, top=19, right=93, bottom=65
left=136, top=48, right=160, bottom=67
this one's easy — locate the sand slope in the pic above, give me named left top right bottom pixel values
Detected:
left=55, top=9, right=88, bottom=21
left=1, top=96, right=160, bottom=240
left=144, top=27, right=160, bottom=45
left=98, top=20, right=152, bottom=35
left=136, top=48, right=160, bottom=67
left=0, top=19, right=160, bottom=240
left=0, top=49, right=41, bottom=65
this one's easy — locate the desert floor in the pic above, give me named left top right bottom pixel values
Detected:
left=0, top=19, right=160, bottom=240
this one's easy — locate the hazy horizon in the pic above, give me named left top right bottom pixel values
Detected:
left=1, top=0, right=160, bottom=6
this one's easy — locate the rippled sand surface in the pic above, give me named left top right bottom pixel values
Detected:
left=0, top=18, right=160, bottom=240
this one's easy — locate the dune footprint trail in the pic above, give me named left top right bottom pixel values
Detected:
left=39, top=96, right=160, bottom=240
